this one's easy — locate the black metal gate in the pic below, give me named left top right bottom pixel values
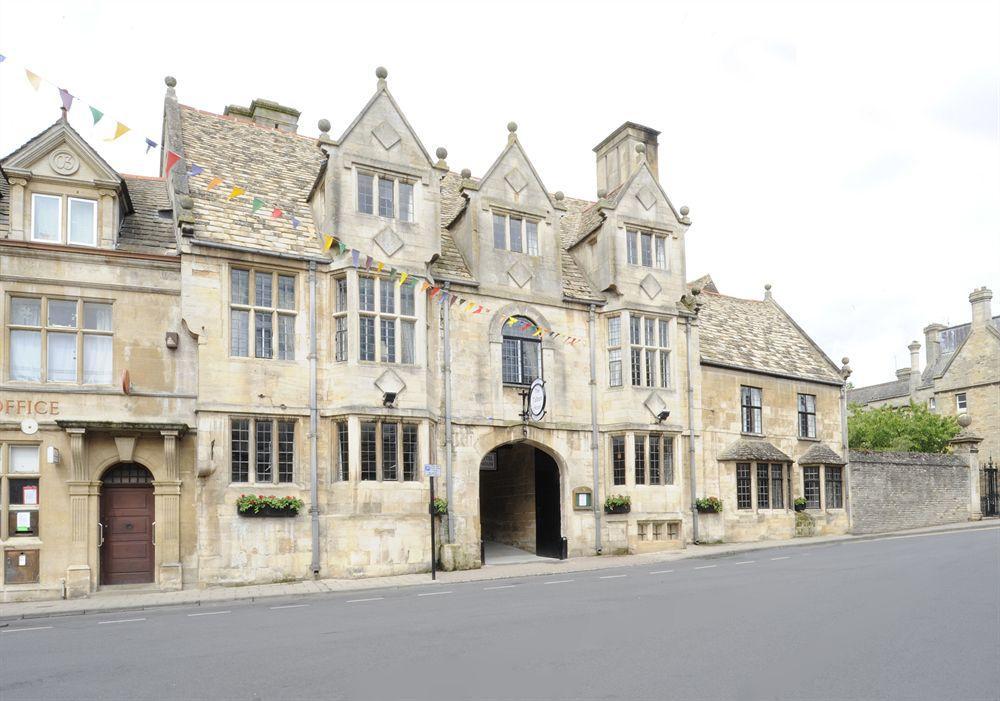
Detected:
left=981, top=458, right=998, bottom=518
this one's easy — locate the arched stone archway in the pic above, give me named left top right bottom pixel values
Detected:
left=478, top=440, right=564, bottom=560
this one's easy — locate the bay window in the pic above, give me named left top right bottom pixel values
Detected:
left=629, top=314, right=670, bottom=388
left=358, top=276, right=416, bottom=364
left=607, top=315, right=622, bottom=387
left=359, top=420, right=419, bottom=482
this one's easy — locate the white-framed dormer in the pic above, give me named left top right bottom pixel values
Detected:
left=29, top=193, right=98, bottom=247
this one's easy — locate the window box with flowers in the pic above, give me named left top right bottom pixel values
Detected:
left=604, top=494, right=631, bottom=515
left=695, top=496, right=723, bottom=514
left=793, top=497, right=808, bottom=512
left=236, top=494, right=304, bottom=518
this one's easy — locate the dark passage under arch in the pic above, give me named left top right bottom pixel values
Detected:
left=479, top=443, right=561, bottom=559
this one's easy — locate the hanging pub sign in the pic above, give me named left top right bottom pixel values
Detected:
left=523, top=378, right=546, bottom=423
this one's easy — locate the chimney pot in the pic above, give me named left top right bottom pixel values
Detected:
left=593, top=121, right=660, bottom=196
left=970, top=286, right=993, bottom=328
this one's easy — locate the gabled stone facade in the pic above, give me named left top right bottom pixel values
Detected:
left=1, top=69, right=853, bottom=601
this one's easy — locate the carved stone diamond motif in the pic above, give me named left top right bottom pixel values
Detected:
left=636, top=186, right=657, bottom=210
left=374, top=226, right=403, bottom=257
left=505, top=168, right=528, bottom=194
left=372, top=121, right=401, bottom=150
left=507, top=261, right=533, bottom=288
left=375, top=369, right=406, bottom=396
left=640, top=273, right=662, bottom=300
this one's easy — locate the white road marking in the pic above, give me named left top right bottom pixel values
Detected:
left=770, top=556, right=790, bottom=561
left=417, top=591, right=453, bottom=597
left=483, top=585, right=517, bottom=590
left=269, top=604, right=309, bottom=610
left=1, top=626, right=53, bottom=634
left=733, top=561, right=755, bottom=565
left=694, top=565, right=717, bottom=570
left=346, top=597, right=383, bottom=603
left=649, top=569, right=674, bottom=575
left=98, top=618, right=146, bottom=625
left=188, top=610, right=231, bottom=617
left=544, top=579, right=574, bottom=585
left=599, top=574, right=627, bottom=579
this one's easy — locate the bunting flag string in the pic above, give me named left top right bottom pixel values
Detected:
left=0, top=53, right=585, bottom=346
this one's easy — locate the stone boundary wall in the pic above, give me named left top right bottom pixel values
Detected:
left=849, top=450, right=970, bottom=534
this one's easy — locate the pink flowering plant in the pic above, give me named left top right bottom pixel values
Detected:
left=237, top=494, right=304, bottom=514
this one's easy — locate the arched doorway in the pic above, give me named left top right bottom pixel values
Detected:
left=100, top=463, right=155, bottom=585
left=479, top=442, right=562, bottom=560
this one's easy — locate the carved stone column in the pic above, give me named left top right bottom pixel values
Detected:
left=65, top=427, right=94, bottom=598
left=950, top=415, right=983, bottom=521
left=155, top=430, right=183, bottom=590
left=8, top=177, right=27, bottom=240
left=98, top=189, right=116, bottom=247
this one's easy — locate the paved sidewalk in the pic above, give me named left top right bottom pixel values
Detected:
left=2, top=520, right=996, bottom=621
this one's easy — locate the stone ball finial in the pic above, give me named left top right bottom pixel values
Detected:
left=507, top=121, right=518, bottom=133
left=958, top=413, right=971, bottom=428
left=597, top=188, right=607, bottom=199
left=841, top=356, right=850, bottom=365
left=679, top=205, right=690, bottom=216
left=765, top=283, right=772, bottom=291
left=460, top=168, right=472, bottom=179
left=435, top=146, right=448, bottom=160
left=179, top=195, right=194, bottom=211
left=554, top=191, right=565, bottom=201
left=375, top=66, right=388, bottom=80
left=318, top=119, right=331, bottom=133
left=164, top=76, right=177, bottom=88
left=636, top=143, right=646, bottom=154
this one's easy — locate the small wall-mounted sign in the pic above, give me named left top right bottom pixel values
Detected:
left=480, top=452, right=497, bottom=471
left=572, top=487, right=594, bottom=511
left=423, top=464, right=442, bottom=478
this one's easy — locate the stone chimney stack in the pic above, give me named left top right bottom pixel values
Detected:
left=224, top=98, right=301, bottom=133
left=593, top=122, right=660, bottom=195
left=969, top=287, right=993, bottom=329
left=908, top=340, right=921, bottom=392
left=923, top=323, right=945, bottom=369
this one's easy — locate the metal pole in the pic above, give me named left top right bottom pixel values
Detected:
left=308, top=261, right=320, bottom=576
left=685, top=316, right=699, bottom=544
left=588, top=304, right=602, bottom=553
left=443, top=282, right=455, bottom=544
left=430, top=476, right=437, bottom=580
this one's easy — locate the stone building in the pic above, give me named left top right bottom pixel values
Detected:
left=1, top=69, right=851, bottom=600
left=848, top=288, right=999, bottom=460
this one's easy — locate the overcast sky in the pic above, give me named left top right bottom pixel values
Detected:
left=1, top=0, right=997, bottom=386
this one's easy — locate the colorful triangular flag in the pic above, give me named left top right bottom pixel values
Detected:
left=323, top=235, right=335, bottom=251
left=227, top=186, right=245, bottom=200
left=399, top=272, right=408, bottom=285
left=364, top=256, right=373, bottom=271
left=58, top=88, right=74, bottom=112
left=89, top=106, right=103, bottom=125
left=251, top=197, right=265, bottom=212
left=337, top=242, right=347, bottom=255
left=351, top=250, right=360, bottom=267
left=164, top=151, right=181, bottom=175
left=0, top=55, right=6, bottom=63
left=271, top=208, right=282, bottom=218
left=206, top=177, right=223, bottom=190
left=105, top=122, right=130, bottom=141
left=189, top=165, right=205, bottom=177
left=145, top=138, right=157, bottom=154
left=291, top=216, right=301, bottom=229
left=376, top=262, right=384, bottom=273
left=25, top=69, right=41, bottom=90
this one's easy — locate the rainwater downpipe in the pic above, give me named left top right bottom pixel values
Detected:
left=309, top=261, right=320, bottom=576
left=443, top=281, right=455, bottom=543
left=588, top=304, right=602, bottom=553
left=685, top=315, right=699, bottom=544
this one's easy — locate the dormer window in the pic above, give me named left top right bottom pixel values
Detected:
left=492, top=212, right=539, bottom=255
left=31, top=194, right=97, bottom=247
left=626, top=228, right=667, bottom=270
left=357, top=171, right=415, bottom=222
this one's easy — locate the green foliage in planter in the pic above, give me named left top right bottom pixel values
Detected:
left=848, top=401, right=959, bottom=453
left=794, top=497, right=808, bottom=508
left=432, top=497, right=448, bottom=515
left=237, top=494, right=305, bottom=514
left=695, top=496, right=723, bottom=513
left=604, top=494, right=631, bottom=510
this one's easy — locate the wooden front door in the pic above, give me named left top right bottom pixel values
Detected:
left=100, top=484, right=155, bottom=585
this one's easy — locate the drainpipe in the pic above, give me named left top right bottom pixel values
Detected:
left=839, top=359, right=852, bottom=530
left=309, top=261, right=320, bottom=576
left=443, top=282, right=455, bottom=543
left=684, top=316, right=699, bottom=544
left=588, top=305, right=602, bottom=553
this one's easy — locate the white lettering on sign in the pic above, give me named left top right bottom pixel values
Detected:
left=423, top=464, right=441, bottom=477
left=0, top=399, right=61, bottom=416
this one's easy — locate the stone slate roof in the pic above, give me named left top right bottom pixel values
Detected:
left=557, top=196, right=604, bottom=302
left=431, top=172, right=475, bottom=284
left=799, top=444, right=847, bottom=465
left=849, top=450, right=966, bottom=468
left=178, top=105, right=325, bottom=256
left=688, top=274, right=718, bottom=293
left=847, top=379, right=910, bottom=405
left=563, top=195, right=604, bottom=248
left=717, top=439, right=793, bottom=462
left=697, top=291, right=844, bottom=385
left=118, top=176, right=176, bottom=255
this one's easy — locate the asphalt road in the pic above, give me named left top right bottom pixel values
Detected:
left=2, top=527, right=998, bottom=701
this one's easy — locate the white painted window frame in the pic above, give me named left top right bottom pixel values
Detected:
left=67, top=197, right=98, bottom=247
left=30, top=193, right=62, bottom=243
